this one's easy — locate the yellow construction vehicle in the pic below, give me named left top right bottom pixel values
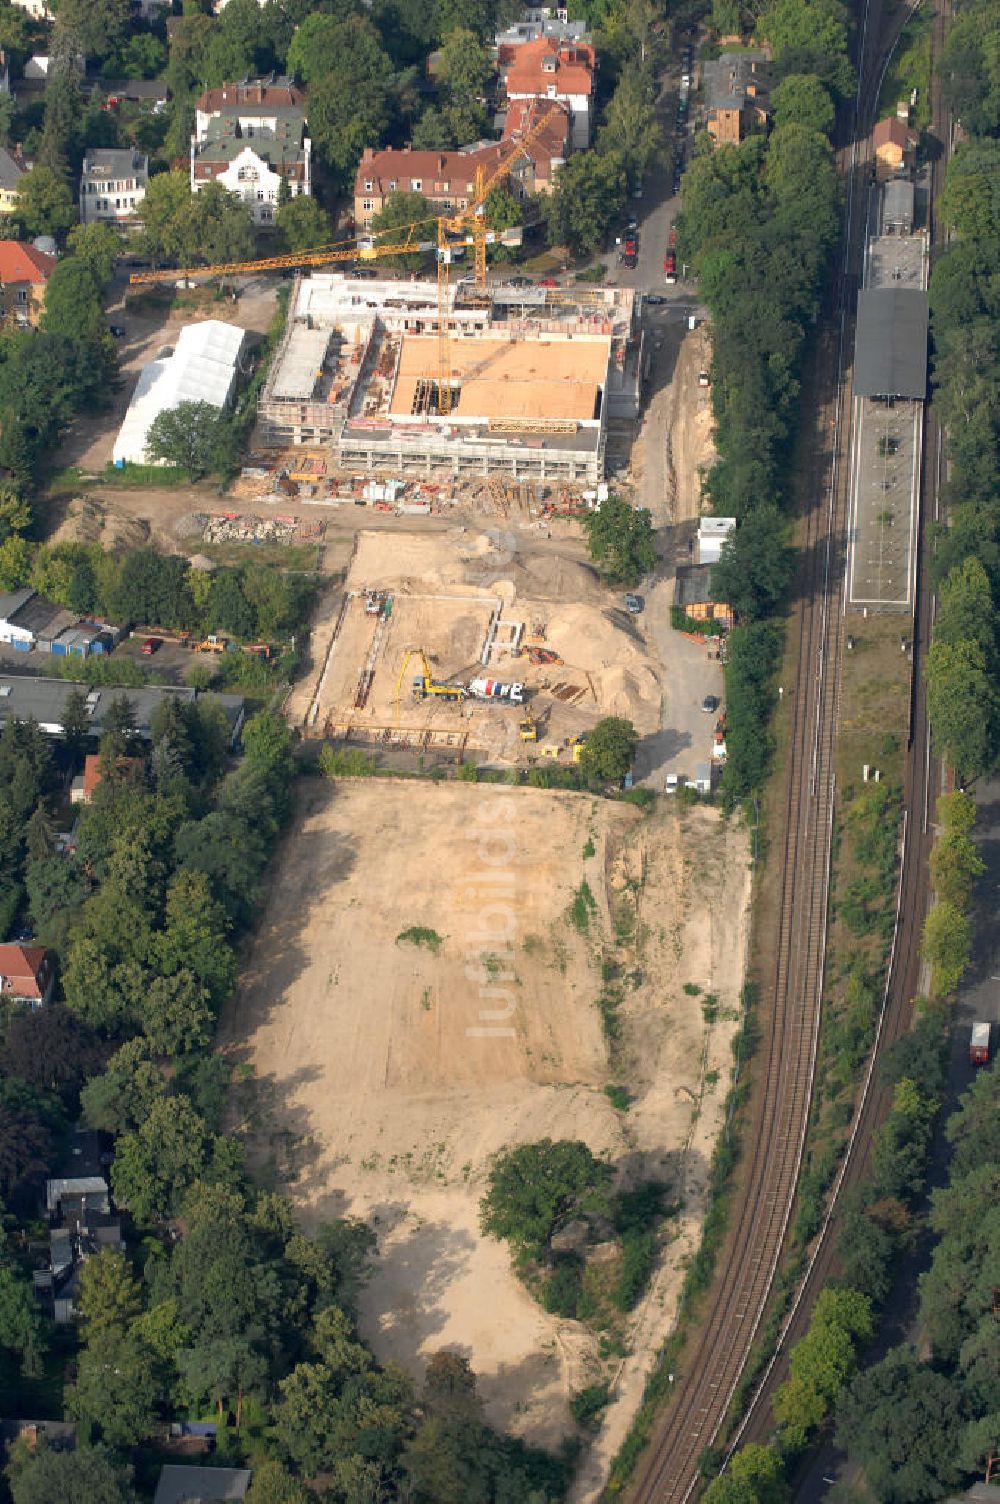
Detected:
left=394, top=649, right=465, bottom=724
left=518, top=708, right=538, bottom=742
left=195, top=635, right=229, bottom=654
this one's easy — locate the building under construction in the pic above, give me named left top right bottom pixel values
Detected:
left=256, top=274, right=641, bottom=484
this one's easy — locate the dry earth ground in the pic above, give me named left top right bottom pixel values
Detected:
left=221, top=780, right=751, bottom=1475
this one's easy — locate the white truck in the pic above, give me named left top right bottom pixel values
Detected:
left=467, top=677, right=525, bottom=705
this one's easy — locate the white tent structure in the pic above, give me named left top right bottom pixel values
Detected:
left=113, top=319, right=248, bottom=466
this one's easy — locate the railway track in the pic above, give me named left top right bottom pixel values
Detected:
left=626, top=0, right=920, bottom=1496
left=731, top=0, right=949, bottom=1470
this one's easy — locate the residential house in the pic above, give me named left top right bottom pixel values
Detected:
left=44, top=1130, right=111, bottom=1222
left=496, top=17, right=590, bottom=47
left=34, top=1217, right=124, bottom=1323
left=70, top=753, right=145, bottom=804
left=79, top=147, right=148, bottom=224
left=0, top=943, right=56, bottom=1007
left=0, top=239, right=56, bottom=327
left=191, top=78, right=311, bottom=225
left=354, top=102, right=570, bottom=229
left=703, top=51, right=770, bottom=145
left=153, top=1466, right=252, bottom=1504
left=873, top=116, right=918, bottom=171
left=498, top=36, right=595, bottom=148
left=0, top=147, right=27, bottom=216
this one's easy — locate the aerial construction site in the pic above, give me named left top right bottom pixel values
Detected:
left=285, top=527, right=663, bottom=760
left=256, top=274, right=642, bottom=484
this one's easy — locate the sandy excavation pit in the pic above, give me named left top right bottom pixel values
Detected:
left=288, top=528, right=664, bottom=758
left=223, top=780, right=751, bottom=1466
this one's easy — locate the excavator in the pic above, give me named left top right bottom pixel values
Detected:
left=394, top=649, right=465, bottom=725
left=518, top=707, right=538, bottom=742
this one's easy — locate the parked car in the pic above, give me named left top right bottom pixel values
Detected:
left=109, top=324, right=126, bottom=338
left=508, top=275, right=531, bottom=287
left=539, top=276, right=559, bottom=287
left=701, top=694, right=720, bottom=713
left=140, top=637, right=161, bottom=655
left=624, top=593, right=644, bottom=613
left=645, top=293, right=666, bottom=305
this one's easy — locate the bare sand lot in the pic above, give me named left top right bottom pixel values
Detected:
left=223, top=780, right=751, bottom=1469
left=287, top=526, right=664, bottom=760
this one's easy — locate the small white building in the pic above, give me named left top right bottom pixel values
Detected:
left=9, top=0, right=52, bottom=21
left=113, top=320, right=248, bottom=467
left=697, top=516, right=737, bottom=565
left=80, top=148, right=148, bottom=225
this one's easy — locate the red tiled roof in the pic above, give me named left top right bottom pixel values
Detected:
left=502, top=99, right=570, bottom=166
left=82, top=753, right=143, bottom=799
left=0, top=943, right=51, bottom=999
left=196, top=80, right=305, bottom=114
left=0, top=240, right=56, bottom=284
left=503, top=38, right=594, bottom=99
left=356, top=104, right=570, bottom=199
left=873, top=117, right=916, bottom=149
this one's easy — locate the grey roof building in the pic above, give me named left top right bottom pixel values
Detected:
left=153, top=1466, right=252, bottom=1504
left=80, top=147, right=148, bottom=225
left=882, top=178, right=915, bottom=234
left=853, top=287, right=928, bottom=399
left=0, top=677, right=246, bottom=745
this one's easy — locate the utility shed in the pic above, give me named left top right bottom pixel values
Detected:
left=853, top=288, right=928, bottom=400
left=153, top=1465, right=251, bottom=1504
left=113, top=319, right=247, bottom=466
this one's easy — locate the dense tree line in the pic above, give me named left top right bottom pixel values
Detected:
left=924, top=110, right=1000, bottom=779
left=0, top=702, right=571, bottom=1501
left=683, top=0, right=848, bottom=801
left=0, top=540, right=312, bottom=651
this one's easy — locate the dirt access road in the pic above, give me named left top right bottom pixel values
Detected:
left=222, top=780, right=750, bottom=1464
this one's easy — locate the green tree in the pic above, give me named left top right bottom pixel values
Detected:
left=938, top=0, right=1000, bottom=135
left=925, top=637, right=999, bottom=782
left=835, top=1350, right=966, bottom=1503
left=435, top=26, right=491, bottom=141
left=480, top=1138, right=612, bottom=1260
left=289, top=16, right=394, bottom=187
left=69, top=1327, right=159, bottom=1448
left=51, top=0, right=129, bottom=61
left=599, top=69, right=662, bottom=180
left=110, top=1093, right=209, bottom=1220
left=41, top=259, right=109, bottom=347
left=547, top=146, right=628, bottom=256
left=8, top=1445, right=133, bottom=1504
left=772, top=73, right=837, bottom=133
left=80, top=1038, right=165, bottom=1135
left=370, top=191, right=436, bottom=273
left=939, top=138, right=1000, bottom=243
left=0, top=1006, right=102, bottom=1109
left=245, top=1460, right=311, bottom=1504
left=711, top=506, right=795, bottom=620
left=145, top=401, right=237, bottom=479
left=276, top=194, right=334, bottom=253
left=921, top=899, right=972, bottom=996
left=76, top=1249, right=143, bottom=1335
left=0, top=1264, right=47, bottom=1378
left=757, top=0, right=854, bottom=96
left=583, top=493, right=657, bottom=584
left=702, top=1444, right=789, bottom=1504
left=7, top=165, right=76, bottom=242
left=930, top=825, right=984, bottom=910
left=142, top=968, right=214, bottom=1055
left=578, top=716, right=638, bottom=785
left=66, top=222, right=121, bottom=288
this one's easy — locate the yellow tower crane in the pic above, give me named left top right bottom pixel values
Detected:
left=434, top=101, right=562, bottom=413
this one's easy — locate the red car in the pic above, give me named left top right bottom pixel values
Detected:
left=140, top=637, right=161, bottom=655
left=539, top=276, right=560, bottom=287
